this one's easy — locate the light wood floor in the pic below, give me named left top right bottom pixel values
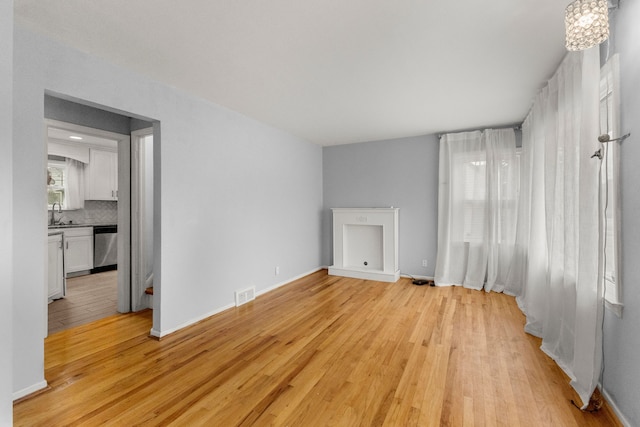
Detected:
left=48, top=270, right=119, bottom=335
left=16, top=270, right=620, bottom=426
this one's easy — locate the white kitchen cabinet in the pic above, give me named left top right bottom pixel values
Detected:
left=86, top=148, right=118, bottom=200
left=48, top=232, right=65, bottom=301
left=64, top=227, right=94, bottom=275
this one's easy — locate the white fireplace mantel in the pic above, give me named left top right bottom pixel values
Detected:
left=328, top=208, right=399, bottom=282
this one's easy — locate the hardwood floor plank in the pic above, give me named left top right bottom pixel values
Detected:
left=15, top=270, right=622, bottom=426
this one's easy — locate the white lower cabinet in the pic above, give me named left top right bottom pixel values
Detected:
left=47, top=232, right=65, bottom=301
left=63, top=227, right=94, bottom=275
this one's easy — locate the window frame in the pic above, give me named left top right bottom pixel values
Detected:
left=457, top=151, right=487, bottom=244
left=599, top=54, right=623, bottom=317
left=47, top=159, right=68, bottom=210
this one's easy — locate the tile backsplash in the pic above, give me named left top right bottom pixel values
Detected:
left=57, top=200, right=118, bottom=225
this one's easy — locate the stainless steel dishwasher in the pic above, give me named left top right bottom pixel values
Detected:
left=93, top=225, right=117, bottom=272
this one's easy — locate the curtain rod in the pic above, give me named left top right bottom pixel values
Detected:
left=437, top=124, right=522, bottom=139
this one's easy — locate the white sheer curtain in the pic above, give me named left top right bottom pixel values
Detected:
left=485, top=129, right=518, bottom=292
left=508, top=49, right=603, bottom=408
left=434, top=129, right=517, bottom=291
left=65, top=158, right=85, bottom=210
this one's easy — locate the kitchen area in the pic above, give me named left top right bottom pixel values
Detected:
left=46, top=124, right=121, bottom=334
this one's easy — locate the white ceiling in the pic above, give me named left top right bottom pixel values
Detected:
left=15, top=0, right=568, bottom=146
left=48, top=127, right=118, bottom=148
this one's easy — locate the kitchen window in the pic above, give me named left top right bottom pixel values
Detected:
left=47, top=156, right=85, bottom=210
left=47, top=159, right=67, bottom=209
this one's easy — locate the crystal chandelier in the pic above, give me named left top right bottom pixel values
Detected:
left=565, top=0, right=609, bottom=51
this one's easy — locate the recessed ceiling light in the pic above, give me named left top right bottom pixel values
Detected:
left=69, top=135, right=83, bottom=140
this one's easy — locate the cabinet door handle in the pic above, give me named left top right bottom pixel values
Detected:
left=66, top=241, right=69, bottom=250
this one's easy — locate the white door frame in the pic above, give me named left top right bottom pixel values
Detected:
left=131, top=128, right=154, bottom=311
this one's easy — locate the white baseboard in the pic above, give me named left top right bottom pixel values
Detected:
left=150, top=267, right=324, bottom=339
left=328, top=266, right=399, bottom=282
left=256, top=267, right=324, bottom=297
left=599, top=384, right=631, bottom=427
left=150, top=302, right=236, bottom=339
left=13, top=380, right=47, bottom=401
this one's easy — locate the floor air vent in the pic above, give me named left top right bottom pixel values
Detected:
left=235, top=287, right=256, bottom=307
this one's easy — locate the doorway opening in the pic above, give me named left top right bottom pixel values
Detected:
left=44, top=95, right=158, bottom=336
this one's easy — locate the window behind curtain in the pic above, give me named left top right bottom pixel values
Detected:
left=599, top=54, right=622, bottom=316
left=456, top=151, right=486, bottom=243
left=455, top=148, right=520, bottom=245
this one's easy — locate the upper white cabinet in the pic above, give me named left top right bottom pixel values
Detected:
left=86, top=148, right=118, bottom=200
left=64, top=227, right=94, bottom=275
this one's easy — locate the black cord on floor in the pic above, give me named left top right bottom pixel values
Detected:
left=403, top=272, right=416, bottom=281
left=401, top=272, right=434, bottom=286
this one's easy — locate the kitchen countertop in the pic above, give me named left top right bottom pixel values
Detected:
left=48, top=223, right=116, bottom=229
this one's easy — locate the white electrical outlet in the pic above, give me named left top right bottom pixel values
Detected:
left=422, top=259, right=428, bottom=268
left=275, top=266, right=280, bottom=276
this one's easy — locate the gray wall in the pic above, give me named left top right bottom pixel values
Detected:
left=45, top=94, right=133, bottom=135
left=1, top=1, right=13, bottom=424
left=322, top=135, right=439, bottom=277
left=45, top=94, right=154, bottom=135
left=131, top=117, right=154, bottom=132
left=12, top=23, right=323, bottom=398
left=602, top=3, right=640, bottom=426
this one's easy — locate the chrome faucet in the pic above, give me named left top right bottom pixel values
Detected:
left=50, top=202, right=62, bottom=225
